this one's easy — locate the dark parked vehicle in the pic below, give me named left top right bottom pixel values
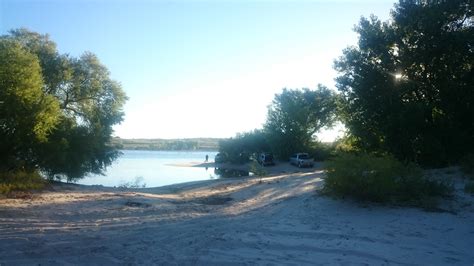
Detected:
left=257, top=153, right=275, bottom=166
left=290, top=153, right=314, bottom=168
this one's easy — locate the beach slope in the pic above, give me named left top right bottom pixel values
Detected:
left=0, top=169, right=473, bottom=265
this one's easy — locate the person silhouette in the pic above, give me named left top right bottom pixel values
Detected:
left=205, top=154, right=209, bottom=162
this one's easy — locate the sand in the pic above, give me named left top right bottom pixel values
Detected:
left=0, top=164, right=473, bottom=265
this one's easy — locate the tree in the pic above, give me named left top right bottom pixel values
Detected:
left=219, top=130, right=270, bottom=163
left=0, top=39, right=60, bottom=171
left=264, top=85, right=337, bottom=159
left=335, top=0, right=473, bottom=166
left=1, top=29, right=127, bottom=179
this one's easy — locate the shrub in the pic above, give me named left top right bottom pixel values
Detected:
left=323, top=153, right=452, bottom=206
left=0, top=170, right=46, bottom=195
left=118, top=176, right=146, bottom=189
left=249, top=161, right=267, bottom=177
left=310, top=142, right=337, bottom=161
left=333, top=135, right=360, bottom=153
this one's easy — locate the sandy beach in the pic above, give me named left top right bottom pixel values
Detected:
left=0, top=164, right=473, bottom=265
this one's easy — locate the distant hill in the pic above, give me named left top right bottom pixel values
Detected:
left=111, top=137, right=222, bottom=151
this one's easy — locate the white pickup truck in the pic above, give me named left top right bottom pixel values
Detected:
left=290, top=153, right=314, bottom=168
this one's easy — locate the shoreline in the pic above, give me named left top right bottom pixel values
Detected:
left=63, top=161, right=315, bottom=192
left=166, top=161, right=250, bottom=172
left=169, top=160, right=321, bottom=175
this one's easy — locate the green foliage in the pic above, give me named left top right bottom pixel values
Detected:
left=324, top=153, right=452, bottom=205
left=264, top=85, right=337, bottom=159
left=333, top=135, right=360, bottom=153
left=36, top=119, right=122, bottom=181
left=334, top=0, right=474, bottom=166
left=0, top=39, right=61, bottom=171
left=249, top=161, right=267, bottom=177
left=1, top=28, right=127, bottom=179
left=0, top=170, right=45, bottom=195
left=219, top=130, right=270, bottom=163
left=309, top=142, right=337, bottom=161
left=219, top=86, right=337, bottom=162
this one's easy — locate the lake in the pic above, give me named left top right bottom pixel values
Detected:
left=76, top=150, right=249, bottom=188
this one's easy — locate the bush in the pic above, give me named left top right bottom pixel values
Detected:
left=310, top=142, right=337, bottom=161
left=0, top=170, right=46, bottom=195
left=249, top=161, right=267, bottom=177
left=333, top=135, right=362, bottom=153
left=323, top=153, right=452, bottom=206
left=118, top=176, right=146, bottom=189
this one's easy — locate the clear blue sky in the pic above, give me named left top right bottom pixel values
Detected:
left=1, top=0, right=397, bottom=140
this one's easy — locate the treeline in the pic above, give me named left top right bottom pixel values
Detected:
left=221, top=0, right=473, bottom=169
left=335, top=0, right=474, bottom=167
left=220, top=0, right=474, bottom=206
left=326, top=0, right=474, bottom=205
left=112, top=138, right=220, bottom=151
left=219, top=86, right=338, bottom=163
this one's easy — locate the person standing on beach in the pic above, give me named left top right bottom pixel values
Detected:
left=205, top=154, right=209, bottom=162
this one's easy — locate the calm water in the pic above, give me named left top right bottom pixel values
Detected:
left=76, top=150, right=249, bottom=188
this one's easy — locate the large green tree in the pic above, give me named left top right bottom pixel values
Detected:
left=0, top=39, right=60, bottom=171
left=219, top=129, right=270, bottom=163
left=264, top=85, right=337, bottom=159
left=1, top=29, right=127, bottom=179
left=335, top=0, right=473, bottom=166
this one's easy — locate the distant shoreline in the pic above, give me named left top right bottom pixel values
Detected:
left=112, top=137, right=222, bottom=151
left=119, top=148, right=219, bottom=152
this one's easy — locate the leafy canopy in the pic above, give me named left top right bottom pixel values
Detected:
left=264, top=85, right=337, bottom=159
left=1, top=28, right=127, bottom=179
left=219, top=130, right=270, bottom=163
left=334, top=0, right=473, bottom=166
left=219, top=86, right=337, bottom=162
left=0, top=39, right=60, bottom=170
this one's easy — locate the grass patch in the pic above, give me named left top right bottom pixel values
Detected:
left=323, top=153, right=453, bottom=207
left=0, top=170, right=46, bottom=195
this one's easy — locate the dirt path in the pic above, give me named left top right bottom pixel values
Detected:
left=0, top=169, right=473, bottom=265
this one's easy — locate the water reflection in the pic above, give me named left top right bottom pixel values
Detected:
left=78, top=150, right=255, bottom=187
left=213, top=167, right=253, bottom=178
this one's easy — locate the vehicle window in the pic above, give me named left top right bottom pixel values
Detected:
left=299, top=154, right=309, bottom=159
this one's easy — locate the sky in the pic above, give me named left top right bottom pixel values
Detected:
left=0, top=0, right=397, bottom=141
